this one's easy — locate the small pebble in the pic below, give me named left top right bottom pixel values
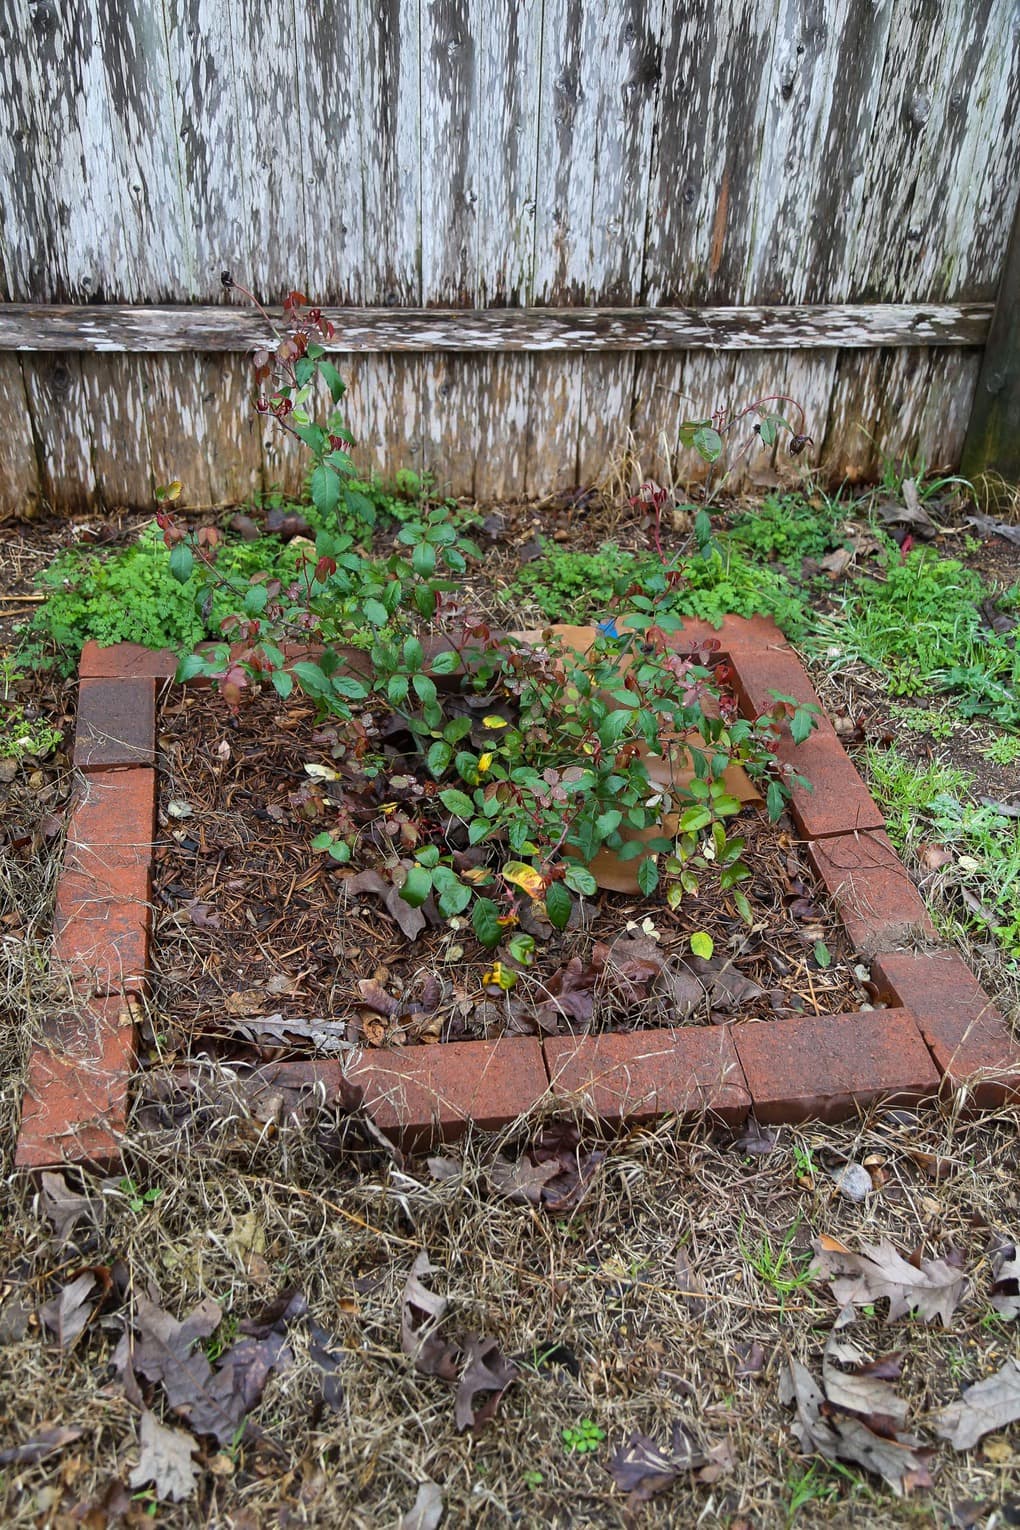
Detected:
left=830, top=1163, right=872, bottom=1203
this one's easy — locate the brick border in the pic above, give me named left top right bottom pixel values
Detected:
left=16, top=621, right=1019, bottom=1169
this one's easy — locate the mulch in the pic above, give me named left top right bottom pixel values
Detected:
left=151, top=681, right=874, bottom=1066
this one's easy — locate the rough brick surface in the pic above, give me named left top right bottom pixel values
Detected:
left=545, top=1027, right=749, bottom=1126
left=79, top=641, right=177, bottom=680
left=346, top=1038, right=548, bottom=1146
left=727, top=647, right=884, bottom=838
left=871, top=950, right=1020, bottom=1108
left=75, top=678, right=157, bottom=770
left=807, top=832, right=936, bottom=955
left=735, top=1009, right=940, bottom=1123
left=16, top=997, right=138, bottom=1171
left=52, top=769, right=156, bottom=993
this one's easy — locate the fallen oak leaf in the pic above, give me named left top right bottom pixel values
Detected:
left=812, top=1233, right=968, bottom=1326
left=39, top=1171, right=98, bottom=1245
left=989, top=1234, right=1020, bottom=1320
left=347, top=868, right=426, bottom=942
left=400, top=1253, right=459, bottom=1382
left=40, top=1271, right=98, bottom=1350
left=400, top=1480, right=445, bottom=1530
left=934, top=1357, right=1020, bottom=1451
left=487, top=1155, right=561, bottom=1205
left=129, top=1409, right=200, bottom=1503
left=454, top=1335, right=518, bottom=1432
left=608, top=1425, right=707, bottom=1507
left=781, top=1356, right=933, bottom=1496
left=822, top=1336, right=908, bottom=1428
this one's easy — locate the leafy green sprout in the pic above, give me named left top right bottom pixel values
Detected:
left=116, top=1177, right=163, bottom=1215
left=562, top=1419, right=606, bottom=1454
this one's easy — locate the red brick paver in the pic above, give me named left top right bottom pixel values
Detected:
left=734, top=1009, right=940, bottom=1123
left=545, top=1027, right=749, bottom=1126
left=51, top=769, right=155, bottom=994
left=79, top=641, right=177, bottom=680
left=16, top=996, right=138, bottom=1170
left=346, top=1038, right=549, bottom=1148
left=806, top=831, right=937, bottom=955
left=871, top=950, right=1020, bottom=1108
left=74, top=677, right=157, bottom=771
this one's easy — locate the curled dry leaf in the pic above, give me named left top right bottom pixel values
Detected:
left=781, top=1341, right=932, bottom=1497
left=812, top=1233, right=969, bottom=1326
left=608, top=1425, right=708, bottom=1507
left=399, top=1255, right=518, bottom=1432
left=454, top=1336, right=518, bottom=1432
left=39, top=1171, right=97, bottom=1245
left=128, top=1409, right=200, bottom=1503
left=934, top=1357, right=1020, bottom=1451
left=400, top=1480, right=445, bottom=1530
left=348, top=868, right=426, bottom=941
left=40, top=1271, right=98, bottom=1350
left=989, top=1234, right=1020, bottom=1319
left=0, top=1425, right=84, bottom=1468
left=487, top=1155, right=561, bottom=1205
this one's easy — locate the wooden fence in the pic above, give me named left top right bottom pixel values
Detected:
left=1, top=0, right=1018, bottom=514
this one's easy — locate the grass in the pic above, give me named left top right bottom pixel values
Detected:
left=865, top=745, right=1020, bottom=960
left=2, top=479, right=1020, bottom=1525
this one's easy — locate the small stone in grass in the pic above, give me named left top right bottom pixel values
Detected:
left=830, top=1163, right=873, bottom=1203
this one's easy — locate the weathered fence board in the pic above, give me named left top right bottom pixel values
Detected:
left=0, top=0, right=1017, bottom=507
left=0, top=303, right=992, bottom=353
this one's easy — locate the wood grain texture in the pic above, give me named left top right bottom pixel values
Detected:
left=20, top=355, right=96, bottom=512
left=0, top=303, right=992, bottom=352
left=963, top=182, right=1020, bottom=482
left=0, top=357, right=41, bottom=515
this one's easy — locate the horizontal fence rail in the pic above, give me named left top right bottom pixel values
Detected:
left=0, top=303, right=994, bottom=354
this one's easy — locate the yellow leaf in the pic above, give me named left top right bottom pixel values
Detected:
left=157, top=479, right=183, bottom=502
left=502, top=861, right=546, bottom=899
left=482, top=962, right=516, bottom=991
left=478, top=752, right=494, bottom=773
left=482, top=715, right=508, bottom=729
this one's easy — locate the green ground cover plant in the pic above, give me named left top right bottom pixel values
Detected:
left=820, top=546, right=1020, bottom=724
left=866, top=745, right=1020, bottom=959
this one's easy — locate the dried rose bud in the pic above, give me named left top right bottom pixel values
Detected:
left=221, top=270, right=234, bottom=289
left=789, top=433, right=814, bottom=456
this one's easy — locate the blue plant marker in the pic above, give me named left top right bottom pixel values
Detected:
left=596, top=616, right=620, bottom=639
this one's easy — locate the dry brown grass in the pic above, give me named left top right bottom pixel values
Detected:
left=2, top=772, right=1019, bottom=1528
left=3, top=517, right=1020, bottom=1528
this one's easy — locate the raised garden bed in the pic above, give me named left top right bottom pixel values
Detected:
left=16, top=616, right=1020, bottom=1171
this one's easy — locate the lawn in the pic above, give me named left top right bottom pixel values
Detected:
left=1, top=456, right=1018, bottom=1526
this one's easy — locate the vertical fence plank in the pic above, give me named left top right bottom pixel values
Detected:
left=162, top=0, right=247, bottom=300
left=0, top=357, right=41, bottom=515
left=473, top=355, right=532, bottom=499
left=199, top=354, right=264, bottom=507
left=524, top=356, right=583, bottom=494
left=576, top=355, right=638, bottom=486
left=642, top=2, right=778, bottom=305
left=534, top=0, right=666, bottom=302
left=962, top=183, right=1020, bottom=484
left=298, top=3, right=367, bottom=303
left=421, top=0, right=476, bottom=303
left=475, top=0, right=542, bottom=303
left=359, top=0, right=422, bottom=304
left=20, top=356, right=96, bottom=512
left=79, top=355, right=154, bottom=508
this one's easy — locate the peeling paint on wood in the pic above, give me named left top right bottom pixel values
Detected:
left=0, top=303, right=992, bottom=353
left=0, top=1, right=1017, bottom=509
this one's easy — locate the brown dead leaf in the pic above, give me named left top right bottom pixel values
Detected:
left=0, top=1425, right=84, bottom=1467
left=934, top=1358, right=1020, bottom=1451
left=813, top=1234, right=969, bottom=1326
left=348, top=868, right=426, bottom=941
left=357, top=978, right=399, bottom=1016
left=487, top=1156, right=561, bottom=1205
left=990, top=1234, right=1020, bottom=1319
left=400, top=1254, right=458, bottom=1381
left=40, top=1272, right=97, bottom=1350
left=128, top=1410, right=199, bottom=1503
left=608, top=1425, right=707, bottom=1507
left=822, top=1336, right=908, bottom=1427
left=400, top=1480, right=445, bottom=1530
left=820, top=546, right=854, bottom=579
left=781, top=1353, right=932, bottom=1496
left=39, top=1172, right=97, bottom=1245
left=454, top=1336, right=518, bottom=1432
left=131, top=1291, right=292, bottom=1445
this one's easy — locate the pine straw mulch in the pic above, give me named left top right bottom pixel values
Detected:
left=151, top=681, right=869, bottom=1067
